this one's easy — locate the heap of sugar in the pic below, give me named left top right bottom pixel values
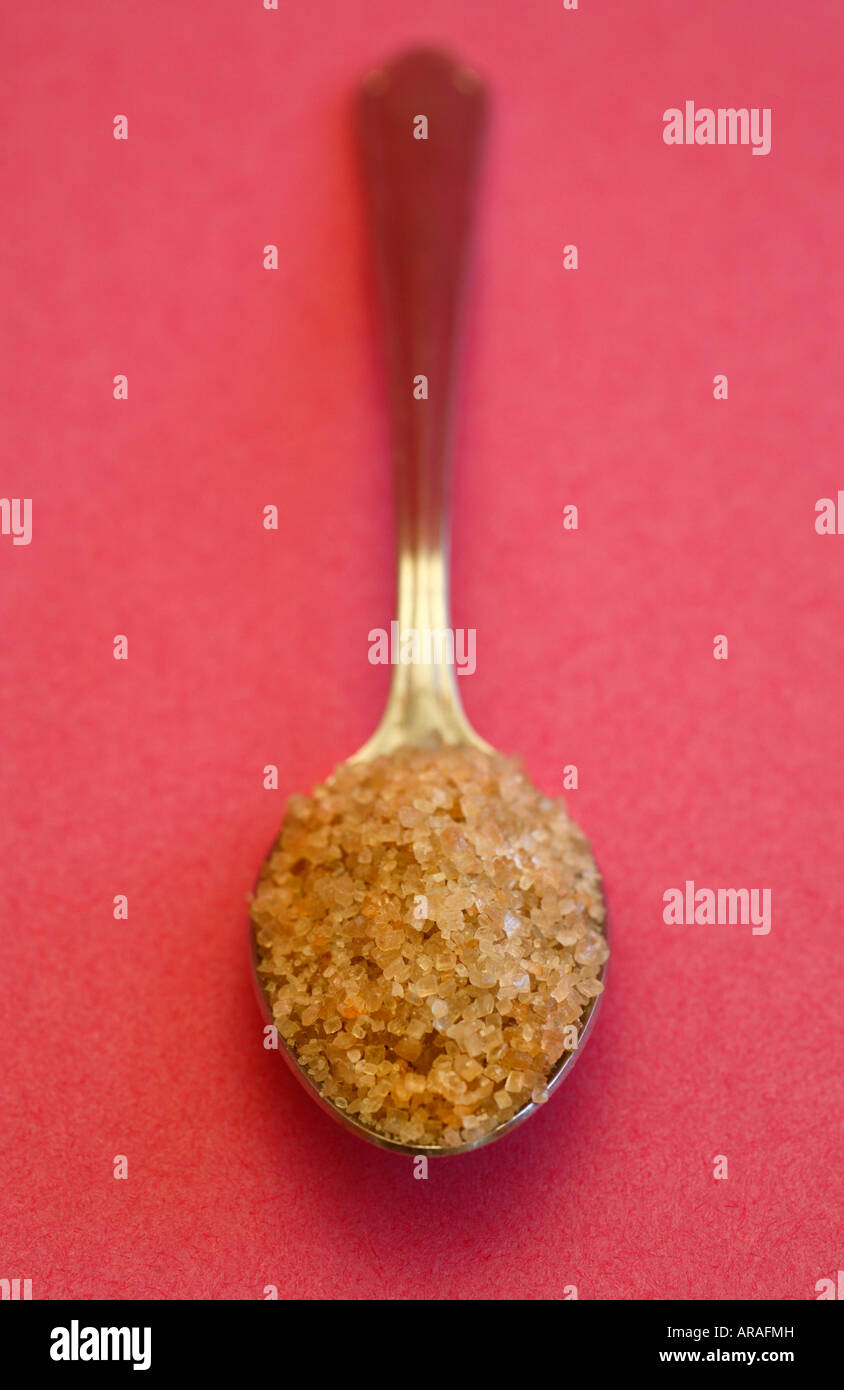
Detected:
left=251, top=745, right=607, bottom=1148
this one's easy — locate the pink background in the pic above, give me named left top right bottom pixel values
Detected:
left=2, top=0, right=842, bottom=1299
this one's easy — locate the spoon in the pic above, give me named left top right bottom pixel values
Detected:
left=251, top=46, right=609, bottom=1155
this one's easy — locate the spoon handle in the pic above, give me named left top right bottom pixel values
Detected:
left=357, top=47, right=488, bottom=754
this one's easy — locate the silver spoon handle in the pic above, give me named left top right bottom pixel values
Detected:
left=358, top=48, right=488, bottom=753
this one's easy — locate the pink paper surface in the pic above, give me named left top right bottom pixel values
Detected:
left=1, top=0, right=841, bottom=1300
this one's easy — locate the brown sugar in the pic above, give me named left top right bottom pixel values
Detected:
left=251, top=745, right=607, bottom=1148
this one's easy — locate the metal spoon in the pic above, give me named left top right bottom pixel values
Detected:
left=251, top=46, right=609, bottom=1155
